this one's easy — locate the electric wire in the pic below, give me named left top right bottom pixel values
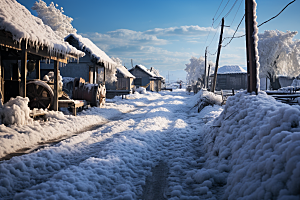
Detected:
left=221, top=0, right=296, bottom=47
left=213, top=0, right=231, bottom=26
left=224, top=0, right=239, bottom=19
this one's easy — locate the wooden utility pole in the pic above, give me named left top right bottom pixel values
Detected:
left=204, top=47, right=208, bottom=88
left=245, top=0, right=259, bottom=94
left=211, top=17, right=225, bottom=93
left=207, top=64, right=211, bottom=89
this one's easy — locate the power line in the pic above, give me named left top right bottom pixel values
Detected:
left=212, top=0, right=224, bottom=22
left=222, top=14, right=245, bottom=47
left=221, top=0, right=297, bottom=47
left=213, top=0, right=231, bottom=25
left=229, top=0, right=243, bottom=27
left=257, top=0, right=296, bottom=27
left=224, top=0, right=239, bottom=19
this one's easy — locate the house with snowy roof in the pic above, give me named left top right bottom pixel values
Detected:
left=209, top=65, right=247, bottom=90
left=0, top=0, right=85, bottom=110
left=115, top=65, right=135, bottom=90
left=129, top=65, right=164, bottom=92
left=39, top=33, right=116, bottom=85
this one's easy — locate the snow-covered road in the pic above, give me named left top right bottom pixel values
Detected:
left=0, top=89, right=223, bottom=199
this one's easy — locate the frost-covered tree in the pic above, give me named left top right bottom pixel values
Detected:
left=111, top=57, right=122, bottom=66
left=185, top=56, right=215, bottom=85
left=32, top=0, right=77, bottom=38
left=258, top=30, right=300, bottom=89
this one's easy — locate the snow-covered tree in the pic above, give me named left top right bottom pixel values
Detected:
left=185, top=56, right=215, bottom=84
left=111, top=57, right=122, bottom=66
left=32, top=0, right=77, bottom=39
left=258, top=30, right=300, bottom=89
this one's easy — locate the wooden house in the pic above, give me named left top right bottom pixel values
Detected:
left=57, top=33, right=116, bottom=85
left=129, top=65, right=164, bottom=92
left=209, top=65, right=247, bottom=91
left=0, top=0, right=85, bottom=111
left=115, top=65, right=135, bottom=90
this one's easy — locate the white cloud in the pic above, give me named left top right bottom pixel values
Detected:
left=79, top=25, right=243, bottom=80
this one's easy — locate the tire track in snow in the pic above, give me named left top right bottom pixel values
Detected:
left=0, top=107, right=146, bottom=199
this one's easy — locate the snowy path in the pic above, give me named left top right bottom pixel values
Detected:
left=0, top=89, right=223, bottom=199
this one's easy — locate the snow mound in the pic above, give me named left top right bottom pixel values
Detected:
left=0, top=96, right=33, bottom=125
left=218, top=65, right=246, bottom=74
left=135, top=87, right=147, bottom=94
left=204, top=91, right=300, bottom=199
left=188, top=89, right=222, bottom=112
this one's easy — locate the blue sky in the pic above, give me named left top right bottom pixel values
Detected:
left=17, top=0, right=300, bottom=82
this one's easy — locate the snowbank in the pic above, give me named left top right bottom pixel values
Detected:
left=0, top=96, right=33, bottom=126
left=188, top=89, right=222, bottom=112
left=202, top=91, right=300, bottom=199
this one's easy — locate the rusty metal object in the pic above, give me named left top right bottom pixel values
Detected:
left=72, top=78, right=106, bottom=107
left=26, top=80, right=54, bottom=109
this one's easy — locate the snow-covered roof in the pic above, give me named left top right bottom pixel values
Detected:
left=0, top=0, right=85, bottom=58
left=117, top=65, right=135, bottom=78
left=134, top=65, right=157, bottom=77
left=217, top=65, right=246, bottom=74
left=65, top=33, right=116, bottom=69
left=149, top=67, right=164, bottom=78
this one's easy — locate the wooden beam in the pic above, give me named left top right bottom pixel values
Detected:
left=53, top=60, right=59, bottom=111
left=20, top=40, right=27, bottom=98
left=35, top=59, right=40, bottom=80
left=93, top=63, right=96, bottom=84
left=0, top=51, right=2, bottom=105
left=0, top=30, right=78, bottom=64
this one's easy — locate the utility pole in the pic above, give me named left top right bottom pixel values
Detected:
left=207, top=64, right=211, bottom=89
left=211, top=17, right=225, bottom=93
left=245, top=0, right=259, bottom=94
left=204, top=47, right=208, bottom=89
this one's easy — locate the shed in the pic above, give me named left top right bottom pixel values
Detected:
left=129, top=65, right=163, bottom=92
left=115, top=65, right=135, bottom=90
left=0, top=0, right=85, bottom=110
left=209, top=65, right=247, bottom=91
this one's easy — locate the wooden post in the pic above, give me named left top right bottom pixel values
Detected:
left=211, top=17, right=225, bottom=93
left=207, top=64, right=210, bottom=89
left=204, top=47, right=208, bottom=88
left=35, top=59, right=40, bottom=80
left=93, top=63, right=96, bottom=84
left=20, top=40, right=27, bottom=98
left=53, top=60, right=59, bottom=111
left=0, top=49, right=4, bottom=106
left=245, top=0, right=258, bottom=94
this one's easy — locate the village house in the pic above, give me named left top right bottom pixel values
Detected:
left=209, top=65, right=247, bottom=91
left=0, top=0, right=85, bottom=111
left=129, top=65, right=164, bottom=92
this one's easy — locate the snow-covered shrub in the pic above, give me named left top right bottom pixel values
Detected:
left=45, top=110, right=67, bottom=120
left=204, top=91, right=300, bottom=199
left=188, top=89, right=222, bottom=112
left=0, top=96, right=33, bottom=125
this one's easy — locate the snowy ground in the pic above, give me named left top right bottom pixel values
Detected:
left=0, top=89, right=299, bottom=200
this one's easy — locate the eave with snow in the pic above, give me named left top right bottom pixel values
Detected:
left=0, top=0, right=85, bottom=110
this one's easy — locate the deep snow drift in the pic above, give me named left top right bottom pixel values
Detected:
left=0, top=89, right=299, bottom=199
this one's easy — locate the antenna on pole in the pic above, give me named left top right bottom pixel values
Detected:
left=131, top=59, right=133, bottom=68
